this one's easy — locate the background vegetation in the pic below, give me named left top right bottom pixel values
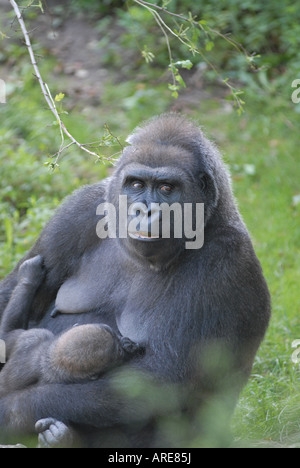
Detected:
left=0, top=0, right=300, bottom=447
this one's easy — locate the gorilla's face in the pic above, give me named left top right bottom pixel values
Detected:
left=107, top=144, right=207, bottom=268
left=120, top=162, right=184, bottom=263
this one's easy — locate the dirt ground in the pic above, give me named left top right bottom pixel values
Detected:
left=0, top=0, right=215, bottom=114
left=0, top=0, right=111, bottom=105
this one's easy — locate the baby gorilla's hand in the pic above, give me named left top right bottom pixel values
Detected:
left=18, top=255, right=45, bottom=288
left=36, top=418, right=79, bottom=448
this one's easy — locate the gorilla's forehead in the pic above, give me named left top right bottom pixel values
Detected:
left=119, top=162, right=186, bottom=182
left=120, top=144, right=197, bottom=171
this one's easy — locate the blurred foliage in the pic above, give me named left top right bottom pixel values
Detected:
left=169, top=0, right=300, bottom=78
left=69, top=0, right=300, bottom=91
left=69, top=0, right=124, bottom=15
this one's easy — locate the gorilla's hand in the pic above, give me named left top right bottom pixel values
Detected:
left=121, top=337, right=144, bottom=355
left=36, top=418, right=79, bottom=448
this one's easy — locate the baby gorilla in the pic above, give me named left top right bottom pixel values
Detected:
left=0, top=324, right=139, bottom=398
left=0, top=256, right=141, bottom=398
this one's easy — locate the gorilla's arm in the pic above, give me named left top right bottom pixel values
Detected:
left=0, top=363, right=178, bottom=439
left=0, top=379, right=120, bottom=433
left=0, top=181, right=107, bottom=322
left=0, top=269, right=20, bottom=322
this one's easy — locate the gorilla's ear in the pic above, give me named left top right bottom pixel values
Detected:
left=199, top=172, right=219, bottom=219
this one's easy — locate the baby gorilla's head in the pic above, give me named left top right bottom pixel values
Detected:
left=50, top=324, right=122, bottom=381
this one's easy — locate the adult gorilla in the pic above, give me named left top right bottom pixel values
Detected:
left=0, top=114, right=271, bottom=447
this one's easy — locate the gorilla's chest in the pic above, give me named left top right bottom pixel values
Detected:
left=54, top=241, right=173, bottom=325
left=55, top=245, right=128, bottom=315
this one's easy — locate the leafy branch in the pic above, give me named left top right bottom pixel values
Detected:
left=9, top=0, right=122, bottom=169
left=132, top=0, right=259, bottom=112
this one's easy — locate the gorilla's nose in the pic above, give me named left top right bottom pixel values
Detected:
left=128, top=202, right=161, bottom=239
left=141, top=206, right=161, bottom=237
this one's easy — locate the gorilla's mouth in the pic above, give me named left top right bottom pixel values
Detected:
left=129, top=232, right=161, bottom=241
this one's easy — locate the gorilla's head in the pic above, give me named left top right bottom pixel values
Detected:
left=106, top=114, right=238, bottom=268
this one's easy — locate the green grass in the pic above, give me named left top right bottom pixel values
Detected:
left=0, top=43, right=300, bottom=446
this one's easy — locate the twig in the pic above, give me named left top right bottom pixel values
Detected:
left=104, top=123, right=124, bottom=153
left=132, top=0, right=186, bottom=87
left=134, top=0, right=249, bottom=110
left=134, top=0, right=249, bottom=57
left=133, top=0, right=190, bottom=22
left=9, top=0, right=113, bottom=164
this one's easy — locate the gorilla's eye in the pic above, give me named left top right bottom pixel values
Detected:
left=160, top=184, right=173, bottom=193
left=132, top=181, right=145, bottom=190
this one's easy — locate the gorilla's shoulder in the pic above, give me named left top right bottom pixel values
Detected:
left=35, top=180, right=109, bottom=257
left=58, top=180, right=108, bottom=214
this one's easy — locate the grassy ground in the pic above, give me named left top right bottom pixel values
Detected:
left=1, top=12, right=300, bottom=447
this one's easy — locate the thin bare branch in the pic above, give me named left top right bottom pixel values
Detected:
left=133, top=0, right=190, bottom=22
left=9, top=0, right=113, bottom=164
left=134, top=0, right=249, bottom=57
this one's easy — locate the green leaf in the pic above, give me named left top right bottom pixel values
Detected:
left=168, top=84, right=179, bottom=99
left=168, top=84, right=180, bottom=92
left=205, top=41, right=215, bottom=52
left=162, top=0, right=172, bottom=8
left=198, top=20, right=209, bottom=31
left=141, top=46, right=155, bottom=64
left=174, top=60, right=193, bottom=70
left=55, top=93, right=65, bottom=102
left=44, top=161, right=59, bottom=172
left=4, top=218, right=13, bottom=249
left=175, top=74, right=186, bottom=88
